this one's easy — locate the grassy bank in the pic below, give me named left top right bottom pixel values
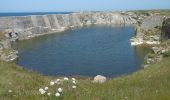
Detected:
left=0, top=57, right=170, bottom=100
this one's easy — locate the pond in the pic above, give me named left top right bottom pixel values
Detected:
left=12, top=25, right=150, bottom=77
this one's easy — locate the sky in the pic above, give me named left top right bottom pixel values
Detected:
left=0, top=0, right=170, bottom=12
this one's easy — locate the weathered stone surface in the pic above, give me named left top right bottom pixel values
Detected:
left=0, top=40, right=11, bottom=49
left=0, top=50, right=18, bottom=62
left=0, top=39, right=18, bottom=62
left=93, top=75, right=106, bottom=83
left=131, top=15, right=164, bottom=46
left=152, top=47, right=162, bottom=54
left=0, top=12, right=137, bottom=40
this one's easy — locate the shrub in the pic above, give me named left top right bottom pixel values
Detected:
left=163, top=50, right=170, bottom=57
left=147, top=53, right=156, bottom=58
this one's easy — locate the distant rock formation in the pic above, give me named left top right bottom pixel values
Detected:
left=0, top=12, right=137, bottom=41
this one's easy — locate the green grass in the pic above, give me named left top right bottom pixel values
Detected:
left=0, top=57, right=170, bottom=100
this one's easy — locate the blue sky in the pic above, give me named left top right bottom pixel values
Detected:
left=0, top=0, right=170, bottom=12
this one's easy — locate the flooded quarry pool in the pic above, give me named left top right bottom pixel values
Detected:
left=12, top=25, right=149, bottom=77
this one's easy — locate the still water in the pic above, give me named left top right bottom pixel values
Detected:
left=12, top=25, right=150, bottom=77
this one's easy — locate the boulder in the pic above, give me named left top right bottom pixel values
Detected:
left=93, top=75, right=106, bottom=83
left=152, top=47, right=162, bottom=54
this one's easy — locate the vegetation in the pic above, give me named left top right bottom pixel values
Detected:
left=131, top=9, right=170, bottom=16
left=0, top=57, right=170, bottom=100
left=147, top=53, right=157, bottom=58
left=163, top=50, right=170, bottom=57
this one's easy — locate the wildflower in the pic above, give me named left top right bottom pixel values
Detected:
left=50, top=81, right=55, bottom=86
left=55, top=92, right=60, bottom=97
left=72, top=80, right=76, bottom=84
left=44, top=87, right=48, bottom=90
left=40, top=90, right=46, bottom=94
left=72, top=85, right=76, bottom=89
left=64, top=77, right=69, bottom=81
left=8, top=90, right=12, bottom=93
left=39, top=88, right=44, bottom=92
left=47, top=93, right=51, bottom=96
left=55, top=79, right=60, bottom=83
left=58, top=88, right=63, bottom=93
left=72, top=78, right=76, bottom=81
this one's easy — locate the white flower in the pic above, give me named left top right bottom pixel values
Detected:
left=72, top=81, right=76, bottom=84
left=50, top=81, right=55, bottom=86
left=72, top=85, right=76, bottom=89
left=55, top=79, right=60, bottom=83
left=39, top=88, right=46, bottom=94
left=8, top=90, right=12, bottom=93
left=47, top=93, right=51, bottom=96
left=40, top=90, right=46, bottom=94
left=64, top=77, right=69, bottom=81
left=39, top=88, right=44, bottom=92
left=55, top=92, right=60, bottom=97
left=58, top=88, right=63, bottom=93
left=72, top=78, right=76, bottom=81
left=44, top=87, right=48, bottom=90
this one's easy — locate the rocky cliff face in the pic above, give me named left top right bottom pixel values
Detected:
left=131, top=15, right=164, bottom=45
left=0, top=12, right=136, bottom=41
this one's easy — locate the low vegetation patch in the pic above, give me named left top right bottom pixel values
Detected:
left=163, top=50, right=170, bottom=57
left=147, top=53, right=157, bottom=58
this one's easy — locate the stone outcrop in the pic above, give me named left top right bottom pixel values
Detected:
left=0, top=12, right=137, bottom=61
left=131, top=15, right=164, bottom=46
left=0, top=12, right=137, bottom=41
left=0, top=39, right=18, bottom=62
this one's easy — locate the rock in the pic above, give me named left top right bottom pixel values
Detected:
left=0, top=50, right=18, bottom=62
left=93, top=75, right=106, bottom=83
left=0, top=40, right=11, bottom=49
left=0, top=12, right=136, bottom=40
left=0, top=39, right=18, bottom=62
left=152, top=47, right=162, bottom=54
left=130, top=37, right=143, bottom=46
left=161, top=49, right=168, bottom=54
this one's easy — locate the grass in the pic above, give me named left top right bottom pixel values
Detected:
left=131, top=9, right=170, bottom=16
left=0, top=57, right=170, bottom=100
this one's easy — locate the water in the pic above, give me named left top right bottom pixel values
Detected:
left=12, top=25, right=150, bottom=77
left=0, top=12, right=72, bottom=17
